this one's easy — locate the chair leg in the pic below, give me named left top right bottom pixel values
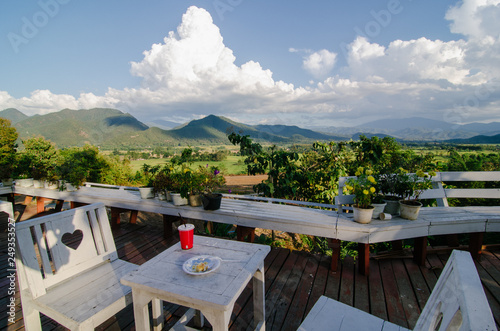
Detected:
left=21, top=301, right=42, bottom=331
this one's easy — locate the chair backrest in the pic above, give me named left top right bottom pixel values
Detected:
left=414, top=250, right=496, bottom=331
left=15, top=203, right=117, bottom=298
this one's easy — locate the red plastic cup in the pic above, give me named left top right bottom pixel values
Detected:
left=178, top=224, right=194, bottom=250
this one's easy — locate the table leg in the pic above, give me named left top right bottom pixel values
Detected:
left=163, top=214, right=175, bottom=239
left=152, top=298, right=163, bottom=331
left=130, top=210, right=138, bottom=224
left=328, top=239, right=340, bottom=271
left=469, top=232, right=484, bottom=260
left=358, top=243, right=370, bottom=275
left=413, top=237, right=427, bottom=266
left=202, top=309, right=232, bottom=331
left=132, top=290, right=151, bottom=331
left=253, top=262, right=266, bottom=331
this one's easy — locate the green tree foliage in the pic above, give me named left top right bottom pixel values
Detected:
left=58, top=145, right=110, bottom=187
left=16, top=137, right=59, bottom=180
left=0, top=118, right=18, bottom=179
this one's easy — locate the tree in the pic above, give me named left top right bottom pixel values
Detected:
left=0, top=118, right=18, bottom=179
left=16, top=137, right=59, bottom=180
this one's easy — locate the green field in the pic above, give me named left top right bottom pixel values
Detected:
left=130, top=155, right=247, bottom=175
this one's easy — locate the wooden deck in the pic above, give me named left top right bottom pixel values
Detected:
left=1, top=206, right=500, bottom=330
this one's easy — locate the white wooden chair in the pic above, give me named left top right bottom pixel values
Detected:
left=298, top=250, right=497, bottom=331
left=15, top=203, right=138, bottom=330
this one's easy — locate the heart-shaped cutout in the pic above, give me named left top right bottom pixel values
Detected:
left=61, top=230, right=83, bottom=250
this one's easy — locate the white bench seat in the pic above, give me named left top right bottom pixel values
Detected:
left=299, top=250, right=497, bottom=331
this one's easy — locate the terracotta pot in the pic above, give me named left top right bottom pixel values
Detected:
left=352, top=205, right=374, bottom=224
left=399, top=200, right=422, bottom=220
left=189, top=194, right=202, bottom=207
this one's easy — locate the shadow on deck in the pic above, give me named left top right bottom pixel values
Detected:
left=1, top=205, right=500, bottom=330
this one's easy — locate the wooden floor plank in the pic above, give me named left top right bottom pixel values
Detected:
left=368, top=258, right=388, bottom=321
left=304, top=254, right=329, bottom=316
left=391, top=259, right=421, bottom=329
left=264, top=249, right=299, bottom=329
left=403, top=258, right=431, bottom=311
left=379, top=259, right=409, bottom=328
left=281, top=253, right=320, bottom=330
left=338, top=255, right=355, bottom=306
left=354, top=259, right=370, bottom=313
left=268, top=251, right=308, bottom=330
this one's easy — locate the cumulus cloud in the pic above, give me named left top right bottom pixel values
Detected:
left=302, top=49, right=337, bottom=79
left=1, top=0, right=500, bottom=128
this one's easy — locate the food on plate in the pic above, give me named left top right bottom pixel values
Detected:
left=192, top=261, right=209, bottom=272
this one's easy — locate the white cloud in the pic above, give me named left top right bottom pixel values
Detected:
left=302, top=49, right=337, bottom=79
left=446, top=0, right=500, bottom=40
left=1, top=2, right=500, bottom=128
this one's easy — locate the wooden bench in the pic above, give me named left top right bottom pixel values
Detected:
left=15, top=203, right=138, bottom=330
left=335, top=171, right=500, bottom=274
left=0, top=199, right=14, bottom=220
left=298, top=250, right=497, bottom=330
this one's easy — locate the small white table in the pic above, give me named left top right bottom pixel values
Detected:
left=121, top=235, right=270, bottom=331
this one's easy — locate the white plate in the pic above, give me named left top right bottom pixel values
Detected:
left=183, top=255, right=221, bottom=275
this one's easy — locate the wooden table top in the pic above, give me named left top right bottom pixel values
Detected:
left=120, top=236, right=270, bottom=310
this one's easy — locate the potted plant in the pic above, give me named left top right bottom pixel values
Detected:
left=199, top=165, right=226, bottom=210
left=152, top=166, right=174, bottom=201
left=169, top=166, right=191, bottom=206
left=344, top=167, right=378, bottom=224
left=378, top=172, right=403, bottom=215
left=395, top=169, right=436, bottom=220
left=139, top=164, right=160, bottom=199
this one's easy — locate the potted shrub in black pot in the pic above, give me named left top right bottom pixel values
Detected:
left=200, top=165, right=226, bottom=210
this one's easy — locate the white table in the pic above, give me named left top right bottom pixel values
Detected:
left=121, top=235, right=270, bottom=331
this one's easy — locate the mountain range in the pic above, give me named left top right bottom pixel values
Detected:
left=1, top=108, right=500, bottom=148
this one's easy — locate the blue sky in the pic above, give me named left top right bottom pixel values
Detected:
left=1, top=0, right=499, bottom=129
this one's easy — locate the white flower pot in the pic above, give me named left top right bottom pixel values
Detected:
left=44, top=180, right=59, bottom=190
left=383, top=199, right=400, bottom=215
left=371, top=202, right=387, bottom=219
left=15, top=178, right=33, bottom=187
left=399, top=200, right=422, bottom=220
left=171, top=193, right=188, bottom=206
left=139, top=187, right=155, bottom=199
left=2, top=178, right=13, bottom=187
left=352, top=205, right=374, bottom=224
left=33, top=180, right=45, bottom=188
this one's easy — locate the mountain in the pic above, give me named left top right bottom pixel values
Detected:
left=1, top=109, right=342, bottom=148
left=317, top=117, right=500, bottom=141
left=254, top=124, right=344, bottom=141
left=3, top=108, right=500, bottom=147
left=0, top=108, right=28, bottom=124
left=11, top=108, right=150, bottom=148
left=445, top=134, right=500, bottom=144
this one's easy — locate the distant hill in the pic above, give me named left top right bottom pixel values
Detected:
left=1, top=109, right=342, bottom=148
left=10, top=108, right=150, bottom=148
left=0, top=108, right=28, bottom=124
left=317, top=116, right=500, bottom=141
left=445, top=134, right=500, bottom=144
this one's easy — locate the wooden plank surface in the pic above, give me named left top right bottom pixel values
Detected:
left=2, top=204, right=500, bottom=330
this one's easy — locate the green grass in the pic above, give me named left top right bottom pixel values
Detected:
left=130, top=155, right=247, bottom=175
